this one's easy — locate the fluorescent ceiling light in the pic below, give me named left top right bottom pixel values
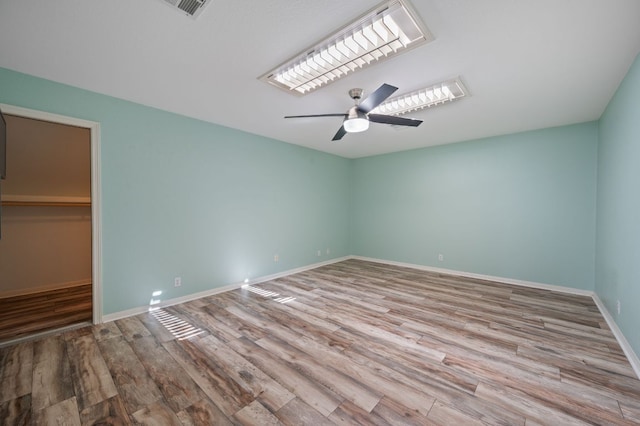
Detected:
left=371, top=78, right=468, bottom=116
left=259, top=0, right=432, bottom=95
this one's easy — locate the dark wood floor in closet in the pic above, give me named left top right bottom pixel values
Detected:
left=0, top=282, right=92, bottom=341
left=1, top=260, right=639, bottom=425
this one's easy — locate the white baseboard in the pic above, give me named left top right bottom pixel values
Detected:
left=592, top=294, right=640, bottom=379
left=350, top=256, right=594, bottom=296
left=351, top=255, right=640, bottom=379
left=245, top=256, right=351, bottom=285
left=102, top=281, right=242, bottom=323
left=101, top=256, right=351, bottom=323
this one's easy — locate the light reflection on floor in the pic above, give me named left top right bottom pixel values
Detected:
left=243, top=285, right=296, bottom=304
left=147, top=283, right=295, bottom=341
left=150, top=309, right=205, bottom=340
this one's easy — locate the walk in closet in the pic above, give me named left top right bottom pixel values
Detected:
left=0, top=115, right=92, bottom=341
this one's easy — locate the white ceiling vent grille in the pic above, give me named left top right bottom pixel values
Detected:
left=157, top=0, right=211, bottom=19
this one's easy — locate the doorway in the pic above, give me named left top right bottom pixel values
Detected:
left=0, top=105, right=101, bottom=342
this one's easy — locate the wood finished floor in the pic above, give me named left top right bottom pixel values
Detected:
left=1, top=259, right=640, bottom=425
left=0, top=283, right=92, bottom=341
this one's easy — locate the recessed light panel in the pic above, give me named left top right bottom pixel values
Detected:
left=371, top=78, right=468, bottom=116
left=260, top=0, right=432, bottom=95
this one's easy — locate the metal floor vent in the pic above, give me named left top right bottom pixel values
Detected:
left=158, top=0, right=211, bottom=19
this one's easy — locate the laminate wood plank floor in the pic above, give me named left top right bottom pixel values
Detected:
left=0, top=283, right=92, bottom=341
left=1, top=259, right=639, bottom=425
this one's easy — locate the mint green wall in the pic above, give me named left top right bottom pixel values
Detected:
left=596, top=54, right=640, bottom=356
left=0, top=68, right=351, bottom=314
left=3, top=62, right=637, bottom=367
left=351, top=123, right=598, bottom=290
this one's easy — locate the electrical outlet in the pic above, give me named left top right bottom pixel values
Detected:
left=274, top=254, right=279, bottom=262
left=438, top=254, right=444, bottom=262
left=317, top=250, right=322, bottom=256
left=617, top=300, right=621, bottom=315
left=326, top=248, right=330, bottom=255
left=174, top=277, right=182, bottom=287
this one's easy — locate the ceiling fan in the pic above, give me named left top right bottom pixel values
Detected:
left=284, top=84, right=423, bottom=141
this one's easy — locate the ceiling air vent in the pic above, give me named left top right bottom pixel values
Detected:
left=157, top=0, right=211, bottom=19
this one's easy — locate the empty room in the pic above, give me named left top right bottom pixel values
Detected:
left=1, top=0, right=640, bottom=424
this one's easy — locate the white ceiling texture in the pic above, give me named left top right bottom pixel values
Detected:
left=1, top=0, right=639, bottom=158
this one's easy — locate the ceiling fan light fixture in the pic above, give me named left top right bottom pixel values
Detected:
left=371, top=77, right=469, bottom=115
left=344, top=107, right=369, bottom=133
left=285, top=84, right=423, bottom=141
left=344, top=118, right=370, bottom=133
left=259, top=0, right=432, bottom=95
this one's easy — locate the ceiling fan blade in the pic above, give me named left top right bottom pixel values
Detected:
left=368, top=114, right=423, bottom=127
left=332, top=125, right=347, bottom=141
left=284, top=113, right=346, bottom=119
left=358, top=84, right=398, bottom=113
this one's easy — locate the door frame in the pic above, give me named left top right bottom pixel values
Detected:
left=1, top=103, right=103, bottom=323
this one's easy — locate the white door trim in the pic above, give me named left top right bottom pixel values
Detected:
left=1, top=103, right=103, bottom=324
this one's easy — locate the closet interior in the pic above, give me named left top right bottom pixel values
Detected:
left=0, top=115, right=92, bottom=341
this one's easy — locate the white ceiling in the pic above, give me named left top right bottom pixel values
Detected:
left=1, top=0, right=639, bottom=159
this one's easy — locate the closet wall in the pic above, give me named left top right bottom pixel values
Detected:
left=0, top=115, right=92, bottom=340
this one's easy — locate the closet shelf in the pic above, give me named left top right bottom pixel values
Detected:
left=1, top=194, right=91, bottom=207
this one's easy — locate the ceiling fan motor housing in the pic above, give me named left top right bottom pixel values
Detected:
left=348, top=106, right=366, bottom=120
